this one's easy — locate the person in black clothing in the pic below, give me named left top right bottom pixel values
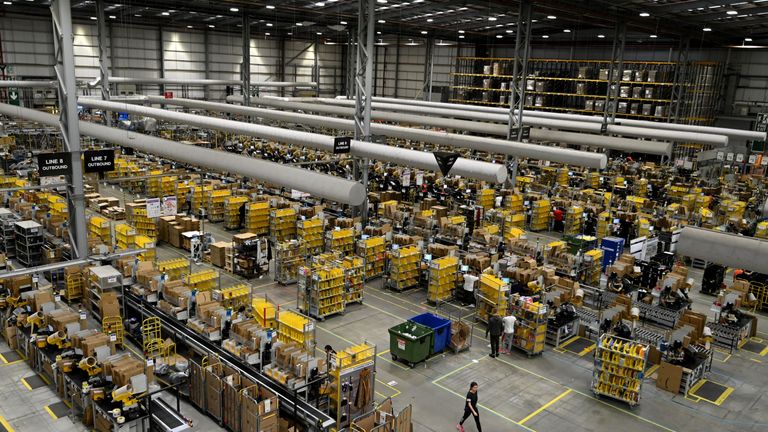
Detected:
left=238, top=202, right=246, bottom=229
left=485, top=308, right=504, bottom=358
left=457, top=381, right=481, bottom=432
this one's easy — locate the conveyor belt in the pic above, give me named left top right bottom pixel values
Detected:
left=123, top=291, right=334, bottom=431
left=150, top=398, right=188, bottom=432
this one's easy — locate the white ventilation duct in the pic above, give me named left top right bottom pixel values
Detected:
left=230, top=96, right=671, bottom=156
left=77, top=98, right=507, bottom=184
left=0, top=80, right=56, bottom=88
left=106, top=77, right=317, bottom=88
left=369, top=96, right=768, bottom=142
left=311, top=97, right=729, bottom=147
left=678, top=227, right=768, bottom=274
left=145, top=95, right=607, bottom=169
left=0, top=103, right=365, bottom=205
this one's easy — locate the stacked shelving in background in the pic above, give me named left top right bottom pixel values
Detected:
left=270, top=208, right=297, bottom=242
left=386, top=245, right=421, bottom=291
left=297, top=217, right=324, bottom=255
left=357, top=236, right=386, bottom=280
left=326, top=227, right=355, bottom=255
left=592, top=335, right=648, bottom=407
left=427, top=255, right=458, bottom=303
left=245, top=201, right=270, bottom=236
left=223, top=196, right=249, bottom=230
left=475, top=274, right=509, bottom=324
left=342, top=256, right=364, bottom=305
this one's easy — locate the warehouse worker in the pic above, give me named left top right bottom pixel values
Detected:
left=456, top=381, right=481, bottom=432
left=485, top=308, right=503, bottom=358
left=185, top=190, right=193, bottom=215
left=462, top=271, right=479, bottom=306
left=501, top=313, right=517, bottom=354
left=553, top=207, right=565, bottom=232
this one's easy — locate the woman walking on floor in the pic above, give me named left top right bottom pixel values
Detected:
left=457, top=381, right=482, bottom=432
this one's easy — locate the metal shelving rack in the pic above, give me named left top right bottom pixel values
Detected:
left=14, top=220, right=43, bottom=267
left=450, top=57, right=722, bottom=126
left=592, top=334, right=649, bottom=407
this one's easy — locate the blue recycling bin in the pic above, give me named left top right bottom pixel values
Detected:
left=409, top=312, right=452, bottom=355
left=601, top=236, right=625, bottom=270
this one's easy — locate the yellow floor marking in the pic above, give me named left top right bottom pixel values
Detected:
left=688, top=380, right=734, bottom=406
left=432, top=357, right=487, bottom=384
left=20, top=377, right=32, bottom=390
left=558, top=337, right=580, bottom=349
left=0, top=415, right=13, bottom=431
left=43, top=406, right=57, bottom=420
left=760, top=346, right=768, bottom=357
left=553, top=347, right=566, bottom=353
left=495, top=357, right=677, bottom=432
left=432, top=381, right=535, bottom=432
left=579, top=344, right=597, bottom=356
left=749, top=358, right=762, bottom=364
left=684, top=393, right=701, bottom=403
left=0, top=353, right=7, bottom=364
left=376, top=351, right=411, bottom=371
left=316, top=325, right=355, bottom=345
left=715, top=353, right=731, bottom=363
left=375, top=379, right=401, bottom=398
left=518, top=389, right=572, bottom=425
left=645, top=364, right=660, bottom=377
left=359, top=296, right=408, bottom=321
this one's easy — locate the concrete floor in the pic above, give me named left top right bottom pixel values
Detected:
left=2, top=183, right=767, bottom=432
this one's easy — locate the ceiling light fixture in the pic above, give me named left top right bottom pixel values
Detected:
left=340, top=21, right=347, bottom=24
left=563, top=29, right=571, bottom=33
left=542, top=35, right=549, bottom=38
left=488, top=17, right=497, bottom=21
left=639, top=12, right=650, bottom=17
left=703, top=27, right=712, bottom=31
left=378, top=19, right=386, bottom=23
left=2, top=1, right=11, bottom=4
left=506, top=29, right=513, bottom=33
left=208, top=24, right=215, bottom=28
left=265, top=32, right=271, bottom=36
left=187, top=25, right=193, bottom=28
left=317, top=32, right=323, bottom=35
left=266, top=23, right=273, bottom=26
left=547, top=15, right=556, bottom=19
left=314, top=2, right=324, bottom=6
left=745, top=37, right=753, bottom=41
left=459, top=35, right=465, bottom=39
left=458, top=30, right=465, bottom=33
left=427, top=18, right=433, bottom=22
left=90, top=16, right=97, bottom=20
left=230, top=7, right=239, bottom=12
left=161, top=11, right=170, bottom=16
left=296, top=22, right=303, bottom=26
left=109, top=15, right=116, bottom=19
left=266, top=5, right=275, bottom=9
left=727, top=10, right=738, bottom=15
left=597, top=34, right=605, bottom=38
left=650, top=34, right=658, bottom=38
left=421, top=30, right=428, bottom=34
left=496, top=35, right=503, bottom=38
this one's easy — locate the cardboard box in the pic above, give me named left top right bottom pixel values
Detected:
left=81, top=332, right=111, bottom=357
left=46, top=309, right=81, bottom=332
left=656, top=361, right=682, bottom=394
left=100, top=291, right=121, bottom=318
left=209, top=242, right=231, bottom=268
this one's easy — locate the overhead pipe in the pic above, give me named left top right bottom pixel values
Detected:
left=146, top=95, right=607, bottom=169
left=76, top=98, right=507, bottom=184
left=105, top=77, right=317, bottom=88
left=231, top=96, right=672, bottom=156
left=312, top=97, right=729, bottom=147
left=368, top=96, right=768, bottom=142
left=0, top=103, right=365, bottom=206
left=0, top=80, right=56, bottom=88
left=678, top=227, right=768, bottom=274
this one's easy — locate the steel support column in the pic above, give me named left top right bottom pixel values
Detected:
left=96, top=0, right=110, bottom=126
left=279, top=37, right=286, bottom=97
left=506, top=0, right=532, bottom=187
left=158, top=28, right=165, bottom=97
left=203, top=30, right=210, bottom=101
left=353, top=0, right=375, bottom=225
left=393, top=34, right=401, bottom=98
left=313, top=37, right=320, bottom=97
left=241, top=12, right=251, bottom=109
left=422, top=37, right=434, bottom=101
left=669, top=37, right=690, bottom=124
left=51, top=0, right=87, bottom=259
left=602, top=22, right=626, bottom=126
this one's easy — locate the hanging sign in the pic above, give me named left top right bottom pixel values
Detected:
left=83, top=149, right=115, bottom=173
left=433, top=151, right=459, bottom=176
left=736, top=153, right=744, bottom=163
left=37, top=152, right=72, bottom=177
left=749, top=154, right=757, bottom=164
left=333, top=136, right=351, bottom=154
left=162, top=196, right=177, bottom=216
left=146, top=198, right=162, bottom=218
left=415, top=171, right=424, bottom=186
left=716, top=151, right=725, bottom=161
left=726, top=153, right=734, bottom=161
left=163, top=91, right=174, bottom=99
left=401, top=169, right=411, bottom=187
left=8, top=88, right=20, bottom=106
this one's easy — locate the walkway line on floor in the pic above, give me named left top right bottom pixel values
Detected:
left=432, top=381, right=534, bottom=432
left=495, top=356, right=677, bottom=432
left=316, top=325, right=355, bottom=345
left=518, top=389, right=572, bottom=425
left=432, top=356, right=488, bottom=384
left=375, top=379, right=401, bottom=398
left=43, top=406, right=57, bottom=420
left=0, top=415, right=14, bottom=432
left=359, top=296, right=411, bottom=321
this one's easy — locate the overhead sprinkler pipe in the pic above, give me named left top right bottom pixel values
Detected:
left=76, top=98, right=507, bottom=184
left=367, top=96, right=768, bottom=142
left=105, top=77, right=317, bottom=88
left=311, top=97, right=729, bottom=147
left=0, top=103, right=365, bottom=206
left=145, top=95, right=607, bottom=169
left=229, top=95, right=672, bottom=156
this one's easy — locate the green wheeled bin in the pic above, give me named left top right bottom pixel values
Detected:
left=388, top=321, right=433, bottom=368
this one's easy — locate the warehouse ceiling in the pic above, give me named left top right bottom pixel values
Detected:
left=0, top=0, right=765, bottom=46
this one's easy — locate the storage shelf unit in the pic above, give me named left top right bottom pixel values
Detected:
left=206, top=189, right=231, bottom=223
left=157, top=257, right=190, bottom=281
left=245, top=201, right=270, bottom=236
left=224, top=196, right=249, bottom=230
left=212, top=284, right=250, bottom=309
left=385, top=245, right=421, bottom=291
left=509, top=302, right=547, bottom=356
left=592, top=335, right=649, bottom=407
left=451, top=58, right=722, bottom=125
left=126, top=203, right=157, bottom=239
left=184, top=269, right=219, bottom=292
left=251, top=296, right=277, bottom=329
left=114, top=223, right=136, bottom=250
left=427, top=255, right=458, bottom=303
left=0, top=210, right=18, bottom=258
left=477, top=189, right=495, bottom=210
left=326, top=227, right=355, bottom=255
left=134, top=235, right=156, bottom=262
left=270, top=208, right=297, bottom=242
left=87, top=265, right=122, bottom=319
left=476, top=274, right=510, bottom=324
left=343, top=256, right=364, bottom=305
left=298, top=263, right=346, bottom=319
left=277, top=310, right=314, bottom=348
left=357, top=236, right=386, bottom=280
left=530, top=199, right=551, bottom=232
left=191, top=184, right=213, bottom=214
left=564, top=205, right=583, bottom=236
left=297, top=217, right=324, bottom=255
left=14, top=220, right=43, bottom=267
left=89, top=216, right=111, bottom=243
left=275, top=239, right=303, bottom=285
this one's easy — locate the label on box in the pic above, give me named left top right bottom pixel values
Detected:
left=80, top=312, right=87, bottom=320
left=146, top=359, right=154, bottom=367
left=32, top=275, right=39, bottom=283
left=109, top=333, right=117, bottom=342
left=108, top=276, right=117, bottom=283
left=264, top=399, right=271, bottom=413
left=397, top=339, right=406, bottom=350
left=54, top=295, right=61, bottom=302
left=305, top=322, right=314, bottom=332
